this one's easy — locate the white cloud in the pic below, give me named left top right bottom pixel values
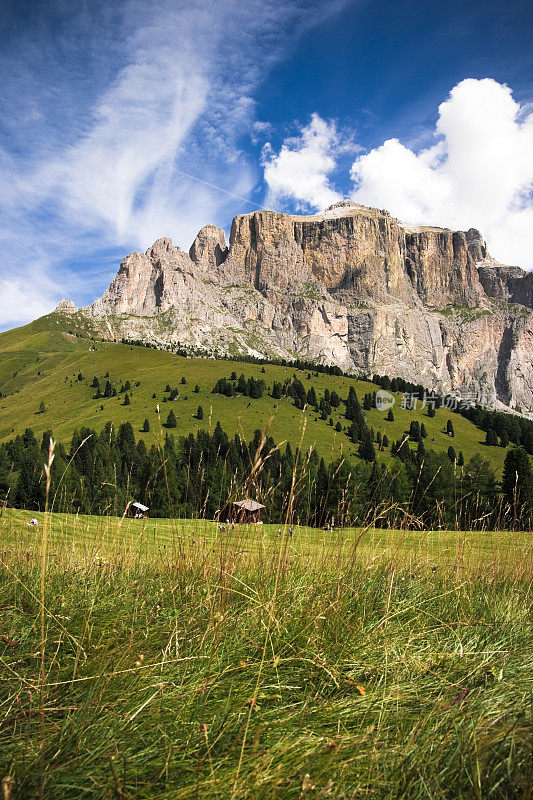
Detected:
left=0, top=266, right=61, bottom=330
left=350, top=78, right=533, bottom=269
left=0, top=0, right=353, bottom=329
left=262, top=114, right=344, bottom=211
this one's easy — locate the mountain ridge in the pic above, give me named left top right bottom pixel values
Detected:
left=58, top=201, right=533, bottom=411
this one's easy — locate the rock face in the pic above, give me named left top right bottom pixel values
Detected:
left=54, top=299, right=78, bottom=314
left=78, top=202, right=533, bottom=410
left=478, top=262, right=533, bottom=309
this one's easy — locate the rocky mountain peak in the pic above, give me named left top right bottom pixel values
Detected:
left=81, top=202, right=532, bottom=410
left=189, top=225, right=228, bottom=271
left=55, top=299, right=78, bottom=314
left=325, top=200, right=358, bottom=210
left=465, top=228, right=488, bottom=262
left=147, top=237, right=181, bottom=260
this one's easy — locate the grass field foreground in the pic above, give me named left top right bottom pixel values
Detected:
left=0, top=509, right=531, bottom=799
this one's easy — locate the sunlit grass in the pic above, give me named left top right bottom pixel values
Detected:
left=0, top=314, right=512, bottom=472
left=0, top=508, right=531, bottom=798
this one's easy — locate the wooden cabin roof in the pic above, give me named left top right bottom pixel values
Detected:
left=231, top=499, right=265, bottom=511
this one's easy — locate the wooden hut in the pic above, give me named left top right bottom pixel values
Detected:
left=128, top=501, right=149, bottom=519
left=220, top=499, right=265, bottom=523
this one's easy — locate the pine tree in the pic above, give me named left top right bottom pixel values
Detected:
left=358, top=427, right=376, bottom=461
left=197, top=405, right=204, bottom=420
left=387, top=409, right=394, bottom=422
left=38, top=400, right=46, bottom=414
left=485, top=429, right=498, bottom=446
left=181, top=377, right=186, bottom=385
left=271, top=382, right=282, bottom=400
left=345, top=386, right=358, bottom=421
left=502, top=447, right=532, bottom=517
left=382, top=434, right=389, bottom=448
left=166, top=410, right=177, bottom=428
left=446, top=419, right=455, bottom=437
left=123, top=393, right=130, bottom=406
left=447, top=445, right=457, bottom=463
left=307, top=387, right=317, bottom=407
left=91, top=376, right=99, bottom=388
left=194, top=385, right=200, bottom=393
left=420, top=422, right=428, bottom=439
left=142, top=419, right=150, bottom=432
left=409, top=420, right=421, bottom=441
left=335, top=421, right=342, bottom=432
left=458, top=451, right=464, bottom=466
left=77, top=372, right=83, bottom=382
left=427, top=405, right=436, bottom=418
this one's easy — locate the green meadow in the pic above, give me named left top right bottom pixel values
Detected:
left=0, top=508, right=531, bottom=798
left=0, top=313, right=510, bottom=472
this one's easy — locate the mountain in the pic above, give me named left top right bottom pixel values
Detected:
left=61, top=201, right=532, bottom=411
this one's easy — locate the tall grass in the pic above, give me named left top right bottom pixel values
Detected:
left=0, top=508, right=531, bottom=799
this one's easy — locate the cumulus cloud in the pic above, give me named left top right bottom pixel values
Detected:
left=0, top=278, right=58, bottom=331
left=350, top=78, right=533, bottom=269
left=262, top=114, right=345, bottom=211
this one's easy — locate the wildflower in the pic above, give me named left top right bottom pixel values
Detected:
left=301, top=774, right=315, bottom=791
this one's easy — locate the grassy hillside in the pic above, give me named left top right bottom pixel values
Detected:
left=0, top=509, right=531, bottom=799
left=0, top=312, right=511, bottom=472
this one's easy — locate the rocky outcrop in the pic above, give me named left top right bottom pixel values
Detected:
left=76, top=202, right=532, bottom=411
left=465, top=228, right=488, bottom=263
left=478, top=262, right=533, bottom=309
left=54, top=299, right=78, bottom=314
left=223, top=205, right=485, bottom=308
left=189, top=225, right=228, bottom=273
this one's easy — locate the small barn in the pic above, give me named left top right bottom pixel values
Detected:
left=220, top=499, right=265, bottom=523
left=128, top=501, right=149, bottom=519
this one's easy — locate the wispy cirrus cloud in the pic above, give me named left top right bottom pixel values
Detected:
left=0, top=0, right=352, bottom=329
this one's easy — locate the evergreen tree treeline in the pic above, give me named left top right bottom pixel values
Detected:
left=1, top=421, right=531, bottom=530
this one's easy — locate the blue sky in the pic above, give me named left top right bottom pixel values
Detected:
left=1, top=0, right=532, bottom=330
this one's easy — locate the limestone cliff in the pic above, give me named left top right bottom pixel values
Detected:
left=74, top=201, right=532, bottom=411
